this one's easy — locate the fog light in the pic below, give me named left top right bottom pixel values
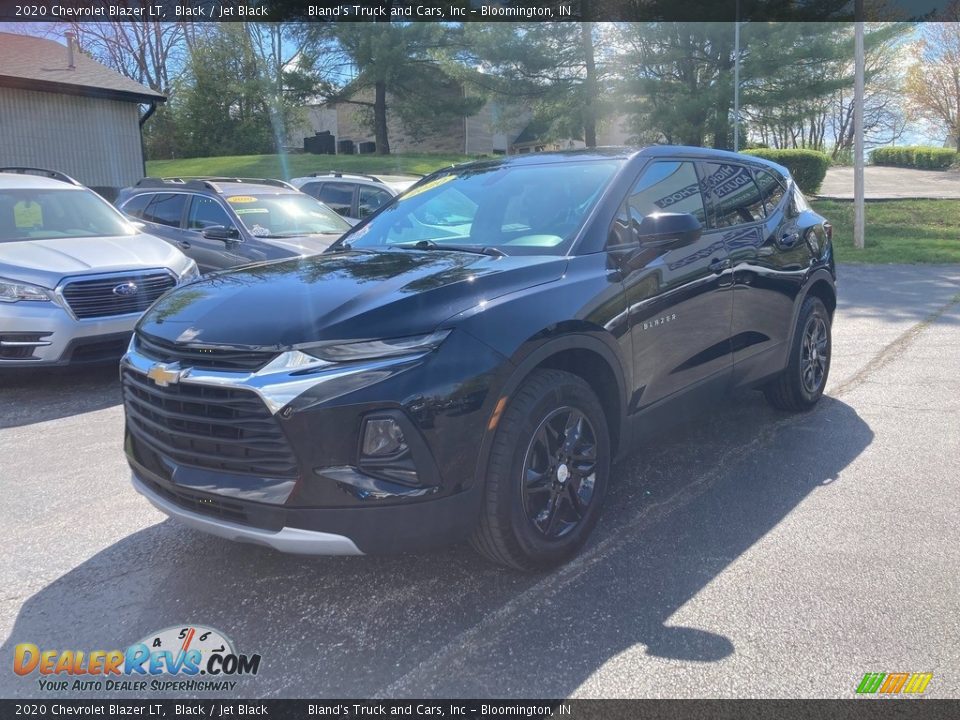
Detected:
left=362, top=418, right=407, bottom=457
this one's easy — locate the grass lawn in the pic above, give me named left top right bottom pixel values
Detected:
left=811, top=199, right=960, bottom=264
left=145, top=153, right=475, bottom=180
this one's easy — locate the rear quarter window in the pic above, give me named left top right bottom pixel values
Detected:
left=142, top=193, right=186, bottom=228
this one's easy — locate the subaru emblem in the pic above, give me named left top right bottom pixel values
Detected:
left=113, top=281, right=139, bottom=297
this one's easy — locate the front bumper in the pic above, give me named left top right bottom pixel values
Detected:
left=121, top=328, right=507, bottom=554
left=132, top=472, right=363, bottom=555
left=0, top=301, right=137, bottom=366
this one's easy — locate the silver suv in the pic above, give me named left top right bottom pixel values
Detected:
left=289, top=172, right=420, bottom=221
left=0, top=168, right=198, bottom=367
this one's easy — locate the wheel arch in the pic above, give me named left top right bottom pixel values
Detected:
left=474, top=333, right=629, bottom=488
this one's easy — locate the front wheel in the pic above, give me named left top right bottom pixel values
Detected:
left=470, top=369, right=610, bottom=571
left=764, top=296, right=832, bottom=411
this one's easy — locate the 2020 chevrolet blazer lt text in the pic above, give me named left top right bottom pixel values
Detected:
left=121, top=147, right=836, bottom=570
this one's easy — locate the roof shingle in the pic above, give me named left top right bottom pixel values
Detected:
left=0, top=32, right=165, bottom=103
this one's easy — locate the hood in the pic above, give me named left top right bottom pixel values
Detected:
left=138, top=249, right=567, bottom=348
left=0, top=233, right=187, bottom=288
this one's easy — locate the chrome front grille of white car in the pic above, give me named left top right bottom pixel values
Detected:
left=60, top=271, right=176, bottom=319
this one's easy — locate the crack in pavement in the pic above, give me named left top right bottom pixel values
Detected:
left=376, top=291, right=960, bottom=698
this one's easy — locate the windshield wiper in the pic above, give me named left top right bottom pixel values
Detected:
left=398, top=240, right=506, bottom=257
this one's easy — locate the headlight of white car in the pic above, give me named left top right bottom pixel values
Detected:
left=178, top=261, right=201, bottom=285
left=0, top=277, right=52, bottom=303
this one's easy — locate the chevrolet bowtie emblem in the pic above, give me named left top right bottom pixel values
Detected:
left=146, top=362, right=182, bottom=387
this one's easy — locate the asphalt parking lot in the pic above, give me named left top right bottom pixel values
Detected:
left=1, top=263, right=959, bottom=699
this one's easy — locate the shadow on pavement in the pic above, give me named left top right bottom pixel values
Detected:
left=0, top=393, right=873, bottom=698
left=0, top=363, right=121, bottom=428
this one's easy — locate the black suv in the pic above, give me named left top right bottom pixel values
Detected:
left=121, top=147, right=835, bottom=570
left=116, top=177, right=351, bottom=272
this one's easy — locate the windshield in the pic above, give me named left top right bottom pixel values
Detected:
left=227, top=193, right=351, bottom=237
left=0, top=188, right=136, bottom=243
left=341, top=160, right=621, bottom=256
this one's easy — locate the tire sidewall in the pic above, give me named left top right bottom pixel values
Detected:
left=794, top=297, right=831, bottom=405
left=501, top=378, right=610, bottom=566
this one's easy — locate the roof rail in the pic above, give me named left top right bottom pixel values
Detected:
left=178, top=176, right=297, bottom=191
left=0, top=167, right=82, bottom=186
left=135, top=177, right=215, bottom=191
left=307, top=171, right=383, bottom=183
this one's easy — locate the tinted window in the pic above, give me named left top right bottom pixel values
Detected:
left=120, top=193, right=151, bottom=219
left=142, top=193, right=186, bottom=228
left=754, top=169, right=786, bottom=215
left=358, top=187, right=392, bottom=219
left=316, top=183, right=355, bottom=216
left=625, top=161, right=706, bottom=224
left=187, top=196, right=232, bottom=230
left=702, top=163, right=765, bottom=227
left=300, top=182, right=323, bottom=199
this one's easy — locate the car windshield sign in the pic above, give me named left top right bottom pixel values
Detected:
left=228, top=194, right=351, bottom=237
left=0, top=189, right=136, bottom=243
left=343, top=160, right=621, bottom=256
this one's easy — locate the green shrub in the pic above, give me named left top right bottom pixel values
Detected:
left=871, top=146, right=957, bottom=170
left=741, top=148, right=831, bottom=194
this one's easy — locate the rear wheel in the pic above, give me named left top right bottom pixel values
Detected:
left=471, top=369, right=610, bottom=571
left=764, top=296, right=832, bottom=411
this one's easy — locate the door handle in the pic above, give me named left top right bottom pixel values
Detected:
left=178, top=240, right=191, bottom=249
left=709, top=258, right=732, bottom=274
left=779, top=232, right=800, bottom=247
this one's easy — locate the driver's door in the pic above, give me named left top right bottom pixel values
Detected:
left=619, top=159, right=734, bottom=411
left=183, top=195, right=248, bottom=271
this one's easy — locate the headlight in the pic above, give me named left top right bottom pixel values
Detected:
left=303, top=329, right=451, bottom=362
left=178, top=261, right=201, bottom=284
left=0, top=278, right=52, bottom=303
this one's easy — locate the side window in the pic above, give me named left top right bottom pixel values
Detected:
left=187, top=196, right=232, bottom=230
left=608, top=161, right=705, bottom=247
left=357, top=187, right=392, bottom=219
left=142, top=193, right=186, bottom=228
left=316, top=183, right=355, bottom=217
left=701, top=163, right=765, bottom=227
left=120, top=194, right=151, bottom=219
left=300, top=182, right=323, bottom=199
left=754, top=169, right=786, bottom=216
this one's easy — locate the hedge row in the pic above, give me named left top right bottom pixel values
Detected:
left=871, top=146, right=957, bottom=170
left=741, top=148, right=831, bottom=194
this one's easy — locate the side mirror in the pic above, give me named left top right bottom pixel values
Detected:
left=635, top=212, right=702, bottom=249
left=202, top=225, right=240, bottom=241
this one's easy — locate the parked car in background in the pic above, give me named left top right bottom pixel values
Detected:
left=121, top=147, right=835, bottom=570
left=116, top=177, right=351, bottom=273
left=0, top=167, right=198, bottom=367
left=289, top=172, right=421, bottom=222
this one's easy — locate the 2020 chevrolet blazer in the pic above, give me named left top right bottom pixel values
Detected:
left=121, top=147, right=836, bottom=570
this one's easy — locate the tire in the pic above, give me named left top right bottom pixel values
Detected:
left=764, top=296, right=832, bottom=411
left=470, top=369, right=611, bottom=571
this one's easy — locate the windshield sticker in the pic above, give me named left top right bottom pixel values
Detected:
left=250, top=224, right=271, bottom=237
left=398, top=175, right=455, bottom=201
left=13, top=200, right=43, bottom=228
left=234, top=208, right=269, bottom=215
left=227, top=195, right=258, bottom=203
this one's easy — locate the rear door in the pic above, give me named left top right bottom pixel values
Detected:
left=620, top=159, right=734, bottom=410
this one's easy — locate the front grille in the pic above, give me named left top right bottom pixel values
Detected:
left=62, top=272, right=176, bottom=319
left=122, top=368, right=298, bottom=478
left=65, top=333, right=131, bottom=363
left=137, top=333, right=275, bottom=372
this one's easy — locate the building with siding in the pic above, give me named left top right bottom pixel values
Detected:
left=0, top=32, right=165, bottom=196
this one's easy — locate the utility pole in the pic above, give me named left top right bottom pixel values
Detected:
left=734, top=0, right=741, bottom=152
left=854, top=1, right=865, bottom=249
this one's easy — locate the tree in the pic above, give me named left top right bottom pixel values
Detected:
left=460, top=22, right=608, bottom=147
left=306, top=22, right=481, bottom=155
left=905, top=19, right=960, bottom=149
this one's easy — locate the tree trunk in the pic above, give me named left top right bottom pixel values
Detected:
left=581, top=20, right=597, bottom=148
left=711, top=35, right=733, bottom=150
left=374, top=80, right=390, bottom=155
